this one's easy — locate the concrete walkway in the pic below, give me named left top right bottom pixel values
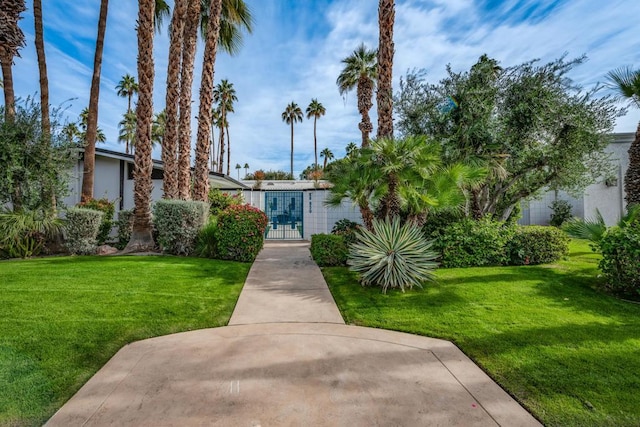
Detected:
left=46, top=242, right=541, bottom=426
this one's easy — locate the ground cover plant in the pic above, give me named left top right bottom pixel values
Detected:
left=0, top=256, right=250, bottom=426
left=322, top=240, right=640, bottom=426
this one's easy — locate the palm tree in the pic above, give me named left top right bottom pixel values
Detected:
left=320, top=147, right=334, bottom=169
left=33, top=0, right=49, bottom=138
left=607, top=66, right=640, bottom=208
left=201, top=0, right=254, bottom=55
left=282, top=102, right=304, bottom=178
left=337, top=44, right=377, bottom=147
left=212, top=79, right=237, bottom=175
left=306, top=99, right=326, bottom=172
left=81, top=0, right=109, bottom=203
left=115, top=73, right=139, bottom=154
left=61, top=122, right=82, bottom=146
left=377, top=0, right=395, bottom=139
left=0, top=0, right=25, bottom=124
left=193, top=0, right=224, bottom=201
left=79, top=107, right=106, bottom=144
left=235, top=163, right=242, bottom=179
left=154, top=0, right=170, bottom=32
left=152, top=109, right=166, bottom=148
left=125, top=0, right=155, bottom=252
left=345, top=142, right=358, bottom=158
left=243, top=162, right=249, bottom=177
left=118, top=111, right=137, bottom=152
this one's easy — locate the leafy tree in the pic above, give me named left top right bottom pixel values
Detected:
left=606, top=66, right=640, bottom=208
left=306, top=99, right=326, bottom=172
left=337, top=44, right=377, bottom=147
left=245, top=170, right=293, bottom=180
left=282, top=101, right=303, bottom=178
left=395, top=55, right=621, bottom=220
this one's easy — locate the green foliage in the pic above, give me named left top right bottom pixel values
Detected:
left=115, top=210, right=133, bottom=250
left=0, top=209, right=63, bottom=258
left=208, top=188, right=243, bottom=216
left=421, top=209, right=464, bottom=239
left=598, top=225, right=640, bottom=297
left=348, top=217, right=438, bottom=293
left=310, top=234, right=348, bottom=266
left=216, top=204, right=268, bottom=262
left=330, top=219, right=361, bottom=245
left=64, top=207, right=104, bottom=255
left=194, top=217, right=218, bottom=258
left=508, top=226, right=569, bottom=265
left=153, top=199, right=209, bottom=255
left=245, top=170, right=293, bottom=180
left=562, top=209, right=607, bottom=244
left=77, top=198, right=115, bottom=244
left=436, top=217, right=514, bottom=267
left=549, top=199, right=573, bottom=227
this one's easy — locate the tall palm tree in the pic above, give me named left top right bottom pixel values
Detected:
left=79, top=107, right=106, bottom=144
left=243, top=162, right=249, bottom=177
left=377, top=0, right=395, bottom=139
left=0, top=0, right=26, bottom=124
left=154, top=0, right=170, bottom=33
left=201, top=0, right=254, bottom=55
left=81, top=0, right=109, bottom=203
left=235, top=163, right=242, bottom=179
left=607, top=66, right=640, bottom=208
left=282, top=102, right=303, bottom=179
left=33, top=0, right=49, bottom=137
left=125, top=0, right=155, bottom=252
left=320, top=147, right=334, bottom=169
left=115, top=73, right=139, bottom=154
left=193, top=0, right=223, bottom=201
left=212, top=79, right=237, bottom=175
left=345, top=142, right=358, bottom=158
left=152, top=109, right=166, bottom=148
left=118, top=111, right=137, bottom=152
left=306, top=99, right=326, bottom=172
left=337, top=44, right=377, bottom=147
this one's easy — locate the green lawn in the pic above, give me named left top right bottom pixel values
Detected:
left=323, top=240, right=640, bottom=427
left=0, top=255, right=250, bottom=427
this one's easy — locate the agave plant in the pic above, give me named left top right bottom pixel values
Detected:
left=348, top=217, right=438, bottom=293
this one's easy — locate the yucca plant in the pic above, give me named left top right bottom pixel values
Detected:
left=348, top=217, right=438, bottom=293
left=0, top=208, right=63, bottom=258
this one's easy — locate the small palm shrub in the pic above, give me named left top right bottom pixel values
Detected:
left=216, top=204, right=268, bottom=262
left=331, top=219, right=361, bottom=244
left=153, top=199, right=209, bottom=255
left=65, top=207, right=104, bottom=255
left=348, top=217, right=438, bottom=293
left=598, top=225, right=640, bottom=297
left=0, top=209, right=63, bottom=258
left=508, top=226, right=569, bottom=265
left=77, top=198, right=115, bottom=244
left=310, top=234, right=348, bottom=266
left=194, top=217, right=218, bottom=258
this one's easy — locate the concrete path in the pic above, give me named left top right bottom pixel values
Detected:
left=46, top=242, right=541, bottom=427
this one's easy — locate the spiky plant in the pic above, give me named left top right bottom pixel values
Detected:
left=0, top=208, right=63, bottom=258
left=348, top=217, right=438, bottom=293
left=562, top=205, right=640, bottom=247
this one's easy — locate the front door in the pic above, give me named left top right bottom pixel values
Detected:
left=264, top=192, right=303, bottom=240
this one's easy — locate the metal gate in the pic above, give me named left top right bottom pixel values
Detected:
left=265, top=191, right=303, bottom=240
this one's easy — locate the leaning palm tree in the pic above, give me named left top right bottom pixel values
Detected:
left=306, top=99, right=326, bottom=172
left=115, top=73, right=139, bottom=154
left=212, top=79, right=237, bottom=175
left=337, top=44, right=377, bottom=147
left=320, top=147, right=334, bottom=169
left=376, top=0, right=395, bottom=139
left=125, top=0, right=155, bottom=252
left=0, top=0, right=26, bottom=124
left=607, top=66, right=640, bottom=208
left=282, top=102, right=304, bottom=179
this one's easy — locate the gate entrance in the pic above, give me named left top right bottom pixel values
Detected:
left=265, top=191, right=304, bottom=240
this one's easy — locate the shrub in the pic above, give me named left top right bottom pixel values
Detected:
left=216, top=204, right=268, bottom=262
left=508, top=226, right=569, bottom=265
left=64, top=207, right=104, bottom=255
left=598, top=226, right=640, bottom=297
left=422, top=209, right=464, bottom=239
left=435, top=217, right=514, bottom=267
left=310, top=234, right=348, bottom=266
left=0, top=209, right=63, bottom=258
left=115, top=209, right=134, bottom=250
left=549, top=199, right=573, bottom=227
left=348, top=217, right=438, bottom=293
left=208, top=188, right=243, bottom=216
left=331, top=219, right=361, bottom=245
left=77, top=198, right=115, bottom=244
left=153, top=199, right=209, bottom=255
left=194, top=217, right=218, bottom=258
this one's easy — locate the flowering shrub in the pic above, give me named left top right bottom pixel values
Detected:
left=216, top=204, right=268, bottom=262
left=208, top=188, right=244, bottom=216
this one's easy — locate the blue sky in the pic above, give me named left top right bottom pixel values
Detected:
left=6, top=0, right=640, bottom=178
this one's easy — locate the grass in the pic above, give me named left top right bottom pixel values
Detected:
left=0, top=255, right=250, bottom=427
left=323, top=240, right=640, bottom=427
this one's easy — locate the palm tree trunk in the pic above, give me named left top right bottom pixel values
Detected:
left=176, top=0, right=200, bottom=200
left=34, top=0, right=49, bottom=137
left=81, top=0, right=109, bottom=203
left=314, top=117, right=318, bottom=170
left=357, top=75, right=373, bottom=147
left=290, top=122, right=294, bottom=178
left=0, top=51, right=16, bottom=123
left=226, top=123, right=231, bottom=176
left=218, top=105, right=225, bottom=174
left=376, top=0, right=395, bottom=140
left=125, top=0, right=155, bottom=252
left=161, top=0, right=185, bottom=199
left=193, top=0, right=222, bottom=202
left=624, top=120, right=640, bottom=208
left=126, top=93, right=132, bottom=154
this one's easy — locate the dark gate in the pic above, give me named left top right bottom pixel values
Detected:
left=265, top=191, right=304, bottom=240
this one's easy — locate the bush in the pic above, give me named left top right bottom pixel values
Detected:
left=216, top=204, right=268, bottom=262
left=310, top=234, right=348, bottom=266
left=508, top=226, right=569, bottom=265
left=0, top=209, right=63, bottom=258
left=153, top=199, right=209, bottom=255
left=435, top=217, right=514, bottom=267
left=77, top=198, right=115, bottom=244
left=549, top=200, right=572, bottom=227
left=208, top=188, right=243, bottom=216
left=422, top=209, right=464, bottom=240
left=115, top=209, right=134, bottom=250
left=65, top=207, right=104, bottom=255
left=331, top=219, right=361, bottom=245
left=598, top=226, right=640, bottom=297
left=348, top=217, right=438, bottom=293
left=194, top=217, right=218, bottom=258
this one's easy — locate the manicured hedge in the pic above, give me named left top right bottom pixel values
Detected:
left=216, top=204, right=268, bottom=262
left=507, top=225, right=569, bottom=265
left=310, top=234, right=348, bottom=266
left=65, top=207, right=104, bottom=255
left=598, top=225, right=640, bottom=297
left=153, top=199, right=209, bottom=255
